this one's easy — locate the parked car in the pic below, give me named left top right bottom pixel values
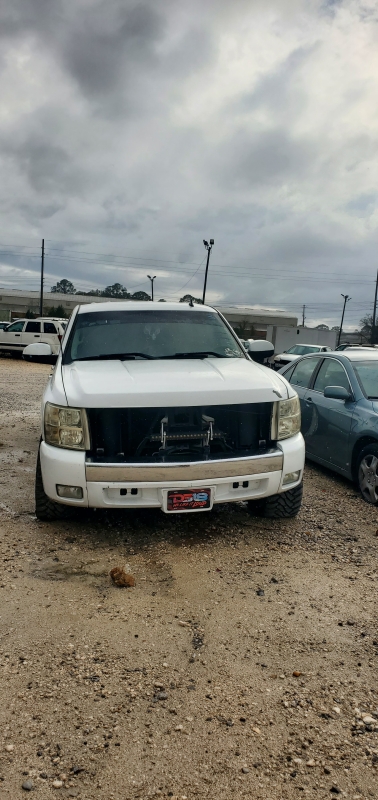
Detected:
left=22, top=301, right=305, bottom=520
left=278, top=350, right=378, bottom=504
left=0, top=318, right=67, bottom=357
left=273, top=344, right=332, bottom=370
left=0, top=322, right=9, bottom=330
left=336, top=344, right=378, bottom=351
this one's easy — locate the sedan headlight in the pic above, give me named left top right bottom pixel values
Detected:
left=44, top=403, right=89, bottom=450
left=276, top=395, right=301, bottom=440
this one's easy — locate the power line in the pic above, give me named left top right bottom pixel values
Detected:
left=45, top=256, right=377, bottom=282
left=0, top=253, right=43, bottom=260
left=39, top=257, right=378, bottom=285
left=0, top=243, right=41, bottom=250
left=175, top=256, right=206, bottom=295
left=0, top=239, right=376, bottom=281
left=0, top=243, right=368, bottom=280
left=0, top=247, right=376, bottom=285
left=43, top=246, right=378, bottom=279
left=47, top=247, right=202, bottom=265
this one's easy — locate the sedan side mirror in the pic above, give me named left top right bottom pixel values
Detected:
left=23, top=342, right=57, bottom=364
left=324, top=385, right=352, bottom=402
left=247, top=340, right=275, bottom=364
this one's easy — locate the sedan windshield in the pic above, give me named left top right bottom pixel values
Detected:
left=63, top=309, right=245, bottom=363
left=286, top=345, right=320, bottom=355
left=352, top=360, right=378, bottom=399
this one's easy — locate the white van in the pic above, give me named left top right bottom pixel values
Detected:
left=0, top=318, right=67, bottom=356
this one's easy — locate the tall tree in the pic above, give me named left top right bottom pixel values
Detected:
left=51, top=279, right=76, bottom=294
left=359, top=313, right=373, bottom=339
left=179, top=294, right=202, bottom=304
left=102, top=283, right=130, bottom=298
left=48, top=305, right=69, bottom=318
left=131, top=291, right=151, bottom=301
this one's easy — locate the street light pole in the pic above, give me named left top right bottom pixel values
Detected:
left=371, top=269, right=378, bottom=345
left=337, top=294, right=351, bottom=347
left=147, top=275, right=156, bottom=301
left=39, top=238, right=45, bottom=317
left=202, top=239, right=214, bottom=305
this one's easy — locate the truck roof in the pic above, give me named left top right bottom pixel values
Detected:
left=76, top=301, right=215, bottom=314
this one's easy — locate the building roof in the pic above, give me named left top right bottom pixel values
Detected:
left=214, top=305, right=297, bottom=326
left=0, top=289, right=107, bottom=306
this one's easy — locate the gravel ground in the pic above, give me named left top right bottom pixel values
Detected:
left=0, top=357, right=377, bottom=800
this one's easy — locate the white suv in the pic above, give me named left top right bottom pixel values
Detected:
left=0, top=318, right=67, bottom=356
left=23, top=302, right=305, bottom=521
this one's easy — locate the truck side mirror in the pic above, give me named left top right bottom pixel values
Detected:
left=247, top=340, right=274, bottom=364
left=23, top=343, right=57, bottom=364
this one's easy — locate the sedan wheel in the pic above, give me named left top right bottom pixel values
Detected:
left=358, top=448, right=378, bottom=504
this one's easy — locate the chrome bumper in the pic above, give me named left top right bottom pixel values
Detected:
left=85, top=450, right=283, bottom=483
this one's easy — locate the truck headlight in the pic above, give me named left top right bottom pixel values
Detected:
left=44, top=403, right=89, bottom=450
left=277, top=395, right=301, bottom=440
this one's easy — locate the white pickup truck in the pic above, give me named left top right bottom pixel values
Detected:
left=23, top=302, right=305, bottom=521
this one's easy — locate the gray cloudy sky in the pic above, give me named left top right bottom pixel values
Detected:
left=0, top=0, right=378, bottom=328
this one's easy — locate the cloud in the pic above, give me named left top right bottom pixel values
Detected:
left=0, top=0, right=377, bottom=328
left=211, top=128, right=314, bottom=190
left=62, top=4, right=164, bottom=102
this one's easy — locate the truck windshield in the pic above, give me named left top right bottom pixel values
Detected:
left=63, top=309, right=245, bottom=363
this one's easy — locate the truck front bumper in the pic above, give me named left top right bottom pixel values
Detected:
left=40, top=433, right=305, bottom=510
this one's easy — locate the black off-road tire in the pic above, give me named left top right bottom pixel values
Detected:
left=35, top=451, right=73, bottom=521
left=247, top=481, right=303, bottom=519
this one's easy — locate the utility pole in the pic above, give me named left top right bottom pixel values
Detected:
left=202, top=239, right=214, bottom=305
left=302, top=305, right=306, bottom=327
left=337, top=294, right=351, bottom=347
left=147, top=275, right=156, bottom=301
left=39, top=238, right=45, bottom=317
left=371, top=269, right=378, bottom=345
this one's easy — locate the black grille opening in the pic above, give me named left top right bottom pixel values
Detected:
left=86, top=403, right=273, bottom=463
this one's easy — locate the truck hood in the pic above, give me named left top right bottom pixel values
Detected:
left=61, top=357, right=291, bottom=408
left=274, top=353, right=299, bottom=363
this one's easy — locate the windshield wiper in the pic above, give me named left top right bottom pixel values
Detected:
left=75, top=352, right=154, bottom=361
left=74, top=350, right=226, bottom=362
left=368, top=396, right=378, bottom=399
left=162, top=351, right=223, bottom=359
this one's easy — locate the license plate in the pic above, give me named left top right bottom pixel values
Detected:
left=165, top=488, right=212, bottom=513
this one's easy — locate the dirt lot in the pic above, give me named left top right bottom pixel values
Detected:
left=0, top=357, right=377, bottom=800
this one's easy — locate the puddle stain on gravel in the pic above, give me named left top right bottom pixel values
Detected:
left=30, top=560, right=108, bottom=583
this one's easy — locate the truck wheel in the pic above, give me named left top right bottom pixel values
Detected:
left=35, top=451, right=73, bottom=521
left=357, top=444, right=378, bottom=505
left=247, top=482, right=303, bottom=518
